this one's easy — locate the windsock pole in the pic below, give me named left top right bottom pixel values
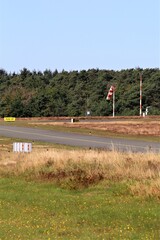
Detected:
left=113, top=89, right=115, bottom=117
left=140, top=73, right=142, bottom=116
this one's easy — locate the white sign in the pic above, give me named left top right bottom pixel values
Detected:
left=13, top=142, right=32, bottom=153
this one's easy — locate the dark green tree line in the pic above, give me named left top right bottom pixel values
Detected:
left=0, top=68, right=159, bottom=117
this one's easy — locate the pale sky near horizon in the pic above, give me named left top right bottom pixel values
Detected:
left=0, top=0, right=159, bottom=73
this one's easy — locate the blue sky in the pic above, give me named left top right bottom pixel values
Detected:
left=0, top=0, right=159, bottom=73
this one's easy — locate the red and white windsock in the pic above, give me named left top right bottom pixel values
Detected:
left=106, top=85, right=115, bottom=100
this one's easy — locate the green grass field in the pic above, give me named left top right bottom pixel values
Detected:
left=0, top=177, right=160, bottom=240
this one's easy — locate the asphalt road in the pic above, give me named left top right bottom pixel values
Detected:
left=0, top=125, right=159, bottom=153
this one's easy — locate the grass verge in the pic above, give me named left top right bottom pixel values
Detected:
left=0, top=142, right=160, bottom=239
left=0, top=178, right=160, bottom=240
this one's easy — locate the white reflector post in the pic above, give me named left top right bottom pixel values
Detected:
left=13, top=142, right=32, bottom=153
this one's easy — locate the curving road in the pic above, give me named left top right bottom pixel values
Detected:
left=0, top=125, right=159, bottom=153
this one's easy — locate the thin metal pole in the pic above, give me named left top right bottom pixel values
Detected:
left=113, top=89, right=115, bottom=117
left=140, top=73, right=142, bottom=116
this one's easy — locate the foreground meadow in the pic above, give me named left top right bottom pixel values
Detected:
left=0, top=147, right=160, bottom=239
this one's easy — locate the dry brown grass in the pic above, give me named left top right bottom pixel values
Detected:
left=0, top=148, right=160, bottom=197
left=30, top=120, right=160, bottom=136
left=130, top=179, right=160, bottom=198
